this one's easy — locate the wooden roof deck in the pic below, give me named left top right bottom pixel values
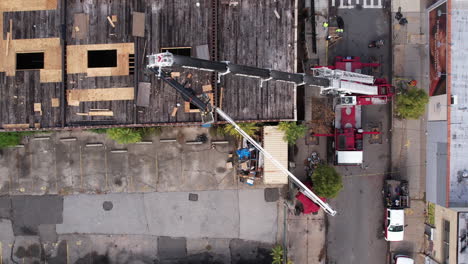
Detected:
left=0, top=0, right=297, bottom=130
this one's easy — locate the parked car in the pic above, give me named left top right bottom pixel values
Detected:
left=385, top=208, right=405, bottom=241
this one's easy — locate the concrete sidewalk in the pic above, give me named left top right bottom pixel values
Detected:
left=56, top=189, right=278, bottom=244
left=390, top=0, right=428, bottom=263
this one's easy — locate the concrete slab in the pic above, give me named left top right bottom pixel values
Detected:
left=392, top=0, right=421, bottom=12
left=56, top=189, right=278, bottom=243
left=0, top=219, right=14, bottom=262
left=0, top=128, right=238, bottom=196
left=238, top=189, right=278, bottom=243
left=158, top=236, right=187, bottom=260
left=0, top=197, right=11, bottom=218
left=287, top=217, right=309, bottom=264
left=229, top=239, right=273, bottom=264
left=29, top=139, right=57, bottom=194
left=55, top=139, right=81, bottom=195
left=56, top=193, right=148, bottom=235
left=393, top=44, right=427, bottom=78
left=186, top=238, right=231, bottom=262
left=11, top=195, right=63, bottom=236
left=128, top=144, right=157, bottom=192
left=107, top=148, right=130, bottom=192
left=38, top=224, right=57, bottom=243
left=81, top=146, right=107, bottom=192
left=11, top=236, right=42, bottom=262
left=144, top=190, right=240, bottom=239
left=62, top=234, right=158, bottom=264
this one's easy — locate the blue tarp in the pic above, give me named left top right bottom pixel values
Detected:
left=236, top=148, right=251, bottom=159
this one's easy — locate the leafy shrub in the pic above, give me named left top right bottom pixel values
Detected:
left=278, top=122, right=307, bottom=145
left=395, top=88, right=429, bottom=119
left=223, top=123, right=259, bottom=140
left=0, top=131, right=39, bottom=149
left=106, top=128, right=142, bottom=144
left=311, top=164, right=343, bottom=198
left=140, top=127, right=162, bottom=137
left=271, top=245, right=293, bottom=264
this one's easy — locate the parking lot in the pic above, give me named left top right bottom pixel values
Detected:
left=0, top=127, right=237, bottom=195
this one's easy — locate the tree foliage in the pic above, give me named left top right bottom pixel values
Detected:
left=106, top=128, right=142, bottom=144
left=278, top=122, right=307, bottom=145
left=395, top=88, right=429, bottom=119
left=223, top=123, right=259, bottom=140
left=311, top=164, right=343, bottom=198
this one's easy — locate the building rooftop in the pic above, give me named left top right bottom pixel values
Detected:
left=0, top=0, right=297, bottom=130
left=448, top=1, right=468, bottom=207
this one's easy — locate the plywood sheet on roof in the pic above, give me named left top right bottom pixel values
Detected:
left=72, top=13, right=89, bottom=40
left=263, top=126, right=288, bottom=184
left=67, top=88, right=134, bottom=102
left=67, top=43, right=134, bottom=77
left=40, top=69, right=62, bottom=83
left=77, top=111, right=114, bottom=116
left=136, top=82, right=151, bottom=107
left=0, top=37, right=61, bottom=77
left=51, top=98, right=59, bottom=107
left=184, top=94, right=214, bottom=113
left=0, top=0, right=57, bottom=12
left=2, top=123, right=30, bottom=129
left=132, top=12, right=145, bottom=37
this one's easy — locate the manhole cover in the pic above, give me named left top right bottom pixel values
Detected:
left=188, top=193, right=198, bottom=201
left=103, top=201, right=113, bottom=211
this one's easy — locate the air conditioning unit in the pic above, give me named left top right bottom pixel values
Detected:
left=340, top=95, right=357, bottom=105
left=451, top=95, right=458, bottom=105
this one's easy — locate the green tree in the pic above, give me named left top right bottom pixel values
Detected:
left=106, top=128, right=142, bottom=144
left=395, top=88, right=429, bottom=119
left=278, top=122, right=307, bottom=145
left=311, top=164, right=343, bottom=198
left=223, top=123, right=259, bottom=140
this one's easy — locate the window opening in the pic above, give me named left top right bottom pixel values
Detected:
left=16, top=53, right=44, bottom=70
left=88, top=50, right=117, bottom=68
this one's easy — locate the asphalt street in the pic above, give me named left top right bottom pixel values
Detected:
left=325, top=3, right=392, bottom=264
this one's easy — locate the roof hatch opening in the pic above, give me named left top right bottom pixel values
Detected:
left=161, top=47, right=191, bottom=57
left=88, top=50, right=117, bottom=68
left=16, top=52, right=44, bottom=70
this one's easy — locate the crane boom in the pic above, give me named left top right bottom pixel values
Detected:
left=147, top=53, right=337, bottom=216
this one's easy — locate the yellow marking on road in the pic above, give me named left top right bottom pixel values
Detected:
left=404, top=139, right=411, bottom=148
